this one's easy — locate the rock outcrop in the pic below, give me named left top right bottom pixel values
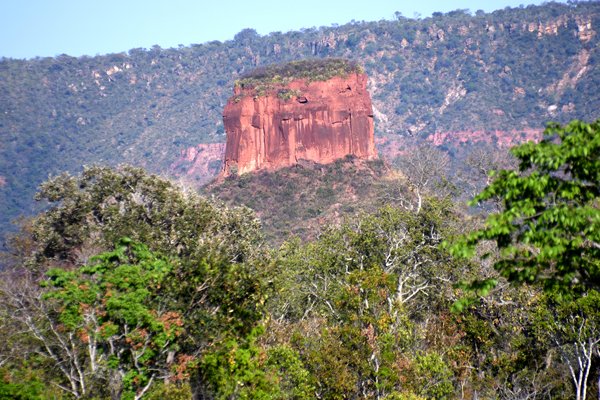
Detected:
left=170, top=143, right=225, bottom=185
left=222, top=60, right=376, bottom=175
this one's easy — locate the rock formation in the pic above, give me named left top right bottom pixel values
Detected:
left=222, top=59, right=376, bottom=175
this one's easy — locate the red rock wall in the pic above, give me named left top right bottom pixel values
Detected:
left=222, top=73, right=376, bottom=175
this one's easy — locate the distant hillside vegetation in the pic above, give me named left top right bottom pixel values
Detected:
left=1, top=1, right=599, bottom=240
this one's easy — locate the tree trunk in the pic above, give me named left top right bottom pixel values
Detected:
left=109, top=369, right=123, bottom=400
left=190, top=370, right=214, bottom=400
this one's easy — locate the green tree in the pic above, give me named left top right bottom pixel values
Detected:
left=29, top=165, right=262, bottom=270
left=270, top=200, right=465, bottom=398
left=3, top=165, right=269, bottom=399
left=450, top=120, right=600, bottom=298
left=0, top=366, right=49, bottom=400
left=0, top=239, right=187, bottom=399
left=42, top=238, right=187, bottom=399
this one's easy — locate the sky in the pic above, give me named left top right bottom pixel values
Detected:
left=1, top=0, right=568, bottom=59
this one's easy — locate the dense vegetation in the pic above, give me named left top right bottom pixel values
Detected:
left=1, top=120, right=599, bottom=399
left=2, top=1, right=600, bottom=240
left=451, top=120, right=600, bottom=297
left=236, top=58, right=362, bottom=87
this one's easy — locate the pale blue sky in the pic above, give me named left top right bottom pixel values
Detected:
left=1, top=0, right=566, bottom=59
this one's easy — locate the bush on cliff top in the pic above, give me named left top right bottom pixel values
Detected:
left=236, top=58, right=363, bottom=89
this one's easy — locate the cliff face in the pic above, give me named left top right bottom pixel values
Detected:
left=222, top=72, right=376, bottom=175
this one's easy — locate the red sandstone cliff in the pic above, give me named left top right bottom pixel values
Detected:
left=222, top=72, right=376, bottom=175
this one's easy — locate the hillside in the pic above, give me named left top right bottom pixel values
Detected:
left=202, top=150, right=489, bottom=246
left=1, top=2, right=599, bottom=239
left=204, top=158, right=397, bottom=243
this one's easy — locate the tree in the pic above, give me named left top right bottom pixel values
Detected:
left=44, top=239, right=186, bottom=399
left=1, top=238, right=187, bottom=399
left=533, top=290, right=600, bottom=400
left=3, top=165, right=269, bottom=399
left=450, top=120, right=600, bottom=297
left=460, top=143, right=517, bottom=204
left=394, top=144, right=451, bottom=213
left=233, top=28, right=260, bottom=44
left=270, top=200, right=466, bottom=398
left=28, top=165, right=262, bottom=270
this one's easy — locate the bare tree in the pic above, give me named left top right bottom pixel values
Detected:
left=0, top=269, right=95, bottom=398
left=536, top=293, right=600, bottom=400
left=376, top=217, right=437, bottom=307
left=461, top=144, right=517, bottom=207
left=553, top=317, right=599, bottom=400
left=394, top=143, right=451, bottom=213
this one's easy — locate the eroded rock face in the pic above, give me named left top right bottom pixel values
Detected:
left=222, top=73, right=376, bottom=175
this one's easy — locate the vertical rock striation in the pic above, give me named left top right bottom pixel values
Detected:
left=222, top=60, right=376, bottom=175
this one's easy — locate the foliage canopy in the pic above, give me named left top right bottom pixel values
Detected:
left=43, top=238, right=185, bottom=399
left=3, top=165, right=269, bottom=398
left=450, top=120, right=600, bottom=297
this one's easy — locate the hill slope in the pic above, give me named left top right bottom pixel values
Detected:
left=203, top=158, right=405, bottom=244
left=1, top=2, right=599, bottom=239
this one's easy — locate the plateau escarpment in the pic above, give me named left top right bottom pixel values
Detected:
left=222, top=59, right=376, bottom=175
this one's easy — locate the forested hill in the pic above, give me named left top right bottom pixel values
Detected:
left=1, top=1, right=599, bottom=239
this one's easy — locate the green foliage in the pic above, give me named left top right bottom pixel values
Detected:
left=234, top=59, right=362, bottom=98
left=450, top=120, right=600, bottom=295
left=410, top=352, right=454, bottom=399
left=530, top=289, right=600, bottom=399
left=2, top=157, right=591, bottom=397
left=44, top=238, right=186, bottom=398
left=447, top=119, right=600, bottom=398
left=450, top=279, right=498, bottom=313
left=383, top=393, right=426, bottom=400
left=268, top=199, right=466, bottom=398
left=292, top=325, right=370, bottom=399
left=0, top=367, right=47, bottom=400
left=30, top=165, right=262, bottom=267
left=200, top=327, right=270, bottom=399
left=237, top=58, right=362, bottom=88
left=199, top=328, right=314, bottom=399
left=264, top=345, right=314, bottom=399
left=533, top=289, right=600, bottom=348
left=276, top=88, right=302, bottom=101
left=5, top=165, right=269, bottom=399
left=144, top=382, right=192, bottom=400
